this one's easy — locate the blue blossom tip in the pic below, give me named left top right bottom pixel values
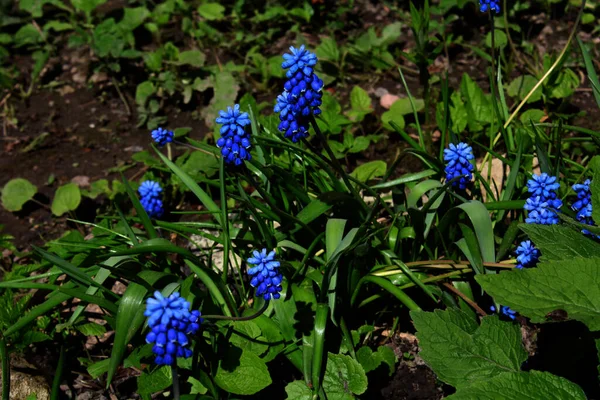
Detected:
left=247, top=248, right=283, bottom=300
left=443, top=142, right=474, bottom=190
left=151, top=127, right=174, bottom=147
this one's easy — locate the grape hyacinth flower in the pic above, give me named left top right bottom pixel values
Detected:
left=523, top=173, right=562, bottom=225
left=571, top=180, right=599, bottom=237
left=443, top=142, right=475, bottom=190
left=479, top=0, right=500, bottom=13
left=144, top=291, right=203, bottom=365
left=491, top=305, right=516, bottom=320
left=247, top=249, right=283, bottom=300
left=215, top=104, right=252, bottom=166
left=274, top=45, right=324, bottom=143
left=151, top=127, right=174, bottom=147
left=138, top=180, right=164, bottom=218
left=515, top=240, right=539, bottom=269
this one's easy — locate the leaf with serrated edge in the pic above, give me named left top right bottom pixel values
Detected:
left=411, top=309, right=527, bottom=388
left=322, top=353, right=368, bottom=399
left=285, top=381, right=312, bottom=400
left=520, top=224, right=599, bottom=261
left=446, top=371, right=585, bottom=400
left=477, top=257, right=600, bottom=331
left=214, top=345, right=272, bottom=395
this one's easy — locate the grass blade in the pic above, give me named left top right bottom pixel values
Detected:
left=122, top=174, right=158, bottom=240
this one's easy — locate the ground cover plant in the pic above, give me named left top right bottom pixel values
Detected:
left=1, top=0, right=600, bottom=398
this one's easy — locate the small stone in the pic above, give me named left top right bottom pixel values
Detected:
left=374, top=87, right=389, bottom=98
left=71, top=175, right=90, bottom=188
left=0, top=370, right=51, bottom=400
left=380, top=94, right=400, bottom=109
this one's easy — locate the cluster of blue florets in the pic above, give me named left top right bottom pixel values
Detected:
left=274, top=45, right=324, bottom=142
left=215, top=104, right=252, bottom=166
left=247, top=249, right=283, bottom=300
left=524, top=173, right=562, bottom=225
left=151, top=127, right=174, bottom=147
left=479, top=0, right=500, bottom=13
left=138, top=180, right=164, bottom=218
left=144, top=291, right=203, bottom=365
left=571, top=179, right=599, bottom=237
left=515, top=240, right=539, bottom=269
left=443, top=142, right=474, bottom=190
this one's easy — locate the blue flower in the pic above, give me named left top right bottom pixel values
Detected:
left=282, top=45, right=318, bottom=78
left=524, top=196, right=559, bottom=225
left=151, top=127, right=174, bottom=147
left=443, top=142, right=474, bottom=190
left=479, top=0, right=500, bottom=13
left=215, top=104, right=251, bottom=136
left=247, top=249, right=283, bottom=300
left=515, top=240, right=539, bottom=269
left=275, top=46, right=324, bottom=143
left=144, top=291, right=202, bottom=366
left=138, top=180, right=164, bottom=218
left=215, top=104, right=252, bottom=166
left=491, top=305, right=516, bottom=320
left=527, top=173, right=560, bottom=201
left=571, top=180, right=599, bottom=237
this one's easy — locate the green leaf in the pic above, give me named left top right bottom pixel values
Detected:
left=51, top=183, right=81, bottom=216
left=356, top=345, right=396, bottom=375
left=456, top=201, right=495, bottom=263
left=519, top=224, right=599, bottom=261
left=71, top=0, right=106, bottom=15
left=197, top=3, right=225, bottom=20
left=322, top=353, right=368, bottom=399
left=178, top=50, right=206, bottom=67
left=549, top=68, right=579, bottom=99
left=137, top=366, right=172, bottom=400
left=230, top=320, right=268, bottom=356
left=187, top=377, right=208, bottom=395
left=485, top=29, right=508, bottom=49
left=1, top=178, right=37, bottom=212
left=201, top=72, right=239, bottom=127
left=135, top=81, right=155, bottom=107
left=411, top=309, right=527, bottom=388
left=507, top=75, right=542, bottom=103
left=119, top=7, right=149, bottom=30
left=87, top=359, right=110, bottom=379
left=76, top=322, right=107, bottom=336
left=351, top=161, right=387, bottom=183
left=20, top=0, right=67, bottom=17
left=476, top=257, right=600, bottom=331
left=460, top=74, right=492, bottom=131
left=316, top=37, right=340, bottom=62
left=591, top=170, right=600, bottom=225
left=347, top=86, right=373, bottom=122
left=285, top=381, right=312, bottom=400
left=14, top=24, right=43, bottom=47
left=446, top=371, right=585, bottom=400
left=214, top=345, right=272, bottom=395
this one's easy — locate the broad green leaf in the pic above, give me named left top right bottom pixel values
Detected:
left=322, top=353, right=368, bottom=399
left=351, top=160, right=387, bottom=183
left=1, top=178, right=37, bottom=212
left=14, top=25, right=43, bottom=47
left=519, top=224, right=599, bottom=261
left=485, top=29, right=508, bottom=49
left=549, top=68, right=579, bottom=99
left=476, top=257, right=600, bottom=331
left=187, top=377, right=208, bottom=395
left=20, top=0, right=67, bottom=17
left=285, top=381, right=312, bottom=400
left=356, top=345, right=396, bottom=375
left=214, top=345, right=272, bottom=395
left=137, top=366, right=172, bottom=400
left=76, top=322, right=107, bottom=336
left=519, top=109, right=545, bottom=124
left=179, top=151, right=219, bottom=180
left=456, top=201, right=495, bottom=263
left=229, top=320, right=268, bottom=356
left=446, top=371, right=585, bottom=400
left=178, top=50, right=206, bottom=67
left=119, top=7, right=149, bottom=30
left=87, top=359, right=110, bottom=379
left=71, top=0, right=106, bottom=15
left=51, top=183, right=81, bottom=216
left=411, top=309, right=527, bottom=388
left=197, top=3, right=225, bottom=20
left=135, top=81, right=155, bottom=107
left=347, top=86, right=373, bottom=122
left=82, top=179, right=110, bottom=199
left=315, top=37, right=340, bottom=62
left=201, top=72, right=239, bottom=127
left=507, top=75, right=542, bottom=103
left=460, top=74, right=492, bottom=131
left=243, top=313, right=285, bottom=362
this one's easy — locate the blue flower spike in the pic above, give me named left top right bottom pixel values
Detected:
left=151, top=127, right=174, bottom=147
left=524, top=173, right=562, bottom=225
left=443, top=142, right=475, bottom=190
left=479, top=0, right=500, bottom=13
left=274, top=45, right=324, bottom=143
left=215, top=104, right=252, bottom=166
left=247, top=249, right=283, bottom=301
left=571, top=179, right=599, bottom=237
left=515, top=240, right=539, bottom=269
left=144, top=291, right=203, bottom=365
left=138, top=180, right=164, bottom=218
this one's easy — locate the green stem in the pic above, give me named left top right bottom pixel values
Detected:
left=171, top=366, right=180, bottom=400
left=311, top=304, right=329, bottom=395
left=202, top=301, right=269, bottom=321
left=51, top=344, right=65, bottom=400
left=219, top=157, right=230, bottom=282
left=0, top=339, right=8, bottom=400
left=167, top=143, right=172, bottom=161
